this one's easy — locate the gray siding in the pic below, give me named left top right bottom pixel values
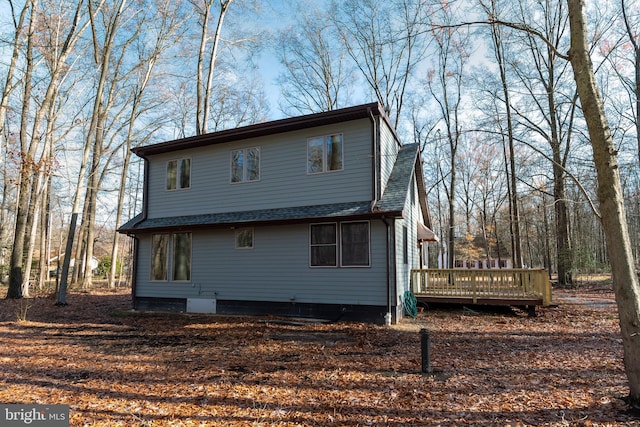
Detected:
left=394, top=174, right=426, bottom=318
left=145, top=119, right=374, bottom=218
left=135, top=220, right=389, bottom=306
left=379, top=121, right=400, bottom=193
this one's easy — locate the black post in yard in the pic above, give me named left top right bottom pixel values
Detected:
left=420, top=328, right=432, bottom=373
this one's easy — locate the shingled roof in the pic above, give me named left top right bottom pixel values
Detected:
left=119, top=200, right=388, bottom=233
left=373, top=143, right=419, bottom=213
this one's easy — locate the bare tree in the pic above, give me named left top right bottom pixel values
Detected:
left=0, top=0, right=31, bottom=138
left=277, top=2, right=354, bottom=115
left=332, top=0, right=429, bottom=128
left=109, top=0, right=188, bottom=288
left=7, top=0, right=93, bottom=298
left=567, top=0, right=640, bottom=407
left=479, top=0, right=524, bottom=268
left=192, top=0, right=233, bottom=135
left=426, top=5, right=471, bottom=268
left=620, top=0, right=640, bottom=166
left=57, top=0, right=116, bottom=304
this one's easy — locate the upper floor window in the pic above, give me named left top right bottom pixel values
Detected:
left=167, top=158, right=190, bottom=190
left=231, top=147, right=260, bottom=183
left=307, top=134, right=343, bottom=174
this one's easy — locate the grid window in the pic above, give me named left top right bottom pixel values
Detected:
left=231, top=147, right=260, bottom=183
left=173, top=233, right=192, bottom=281
left=150, top=234, right=169, bottom=281
left=307, top=134, right=343, bottom=174
left=310, top=224, right=337, bottom=266
left=310, top=221, right=370, bottom=267
left=167, top=158, right=190, bottom=190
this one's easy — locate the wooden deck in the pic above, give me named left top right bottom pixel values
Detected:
left=410, top=268, right=552, bottom=310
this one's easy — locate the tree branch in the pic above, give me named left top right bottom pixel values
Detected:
left=429, top=19, right=570, bottom=61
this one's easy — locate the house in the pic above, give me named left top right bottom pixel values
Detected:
left=48, top=253, right=100, bottom=277
left=445, top=234, right=513, bottom=269
left=118, top=102, right=437, bottom=324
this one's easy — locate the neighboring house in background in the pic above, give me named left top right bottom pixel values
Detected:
left=453, top=258, right=513, bottom=269
left=438, top=234, right=513, bottom=270
left=48, top=253, right=100, bottom=277
left=118, top=102, right=437, bottom=324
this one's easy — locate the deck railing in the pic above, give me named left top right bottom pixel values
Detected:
left=410, top=268, right=552, bottom=306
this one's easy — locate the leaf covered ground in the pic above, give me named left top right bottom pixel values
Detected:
left=0, top=284, right=638, bottom=426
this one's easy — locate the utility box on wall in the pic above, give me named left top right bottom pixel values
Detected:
left=186, top=298, right=216, bottom=314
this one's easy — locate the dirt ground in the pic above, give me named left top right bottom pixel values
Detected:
left=0, top=284, right=638, bottom=426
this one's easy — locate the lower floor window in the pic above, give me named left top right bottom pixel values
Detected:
left=151, top=234, right=169, bottom=281
left=310, top=221, right=370, bottom=267
left=173, top=233, right=192, bottom=281
left=310, top=223, right=337, bottom=266
left=151, top=232, right=191, bottom=281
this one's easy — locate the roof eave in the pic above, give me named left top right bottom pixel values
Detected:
left=133, top=102, right=387, bottom=157
left=117, top=209, right=404, bottom=234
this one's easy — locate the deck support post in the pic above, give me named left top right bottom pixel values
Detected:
left=420, top=329, right=432, bottom=373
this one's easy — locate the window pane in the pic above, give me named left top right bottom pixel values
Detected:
left=311, top=224, right=336, bottom=244
left=311, top=246, right=337, bottom=266
left=231, top=150, right=243, bottom=182
left=166, top=161, right=177, bottom=190
left=307, top=137, right=324, bottom=173
left=151, top=234, right=169, bottom=280
left=246, top=147, right=260, bottom=181
left=341, top=222, right=369, bottom=266
left=310, top=224, right=337, bottom=266
left=173, top=233, right=191, bottom=281
left=403, top=226, right=408, bottom=264
left=326, top=134, right=343, bottom=171
left=179, top=159, right=190, bottom=188
left=236, top=228, right=253, bottom=248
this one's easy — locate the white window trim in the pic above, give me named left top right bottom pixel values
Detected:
left=306, top=133, right=344, bottom=175
left=309, top=221, right=371, bottom=268
left=166, top=158, right=191, bottom=191
left=150, top=233, right=170, bottom=282
left=309, top=222, right=338, bottom=268
left=230, top=147, right=261, bottom=184
left=150, top=232, right=192, bottom=283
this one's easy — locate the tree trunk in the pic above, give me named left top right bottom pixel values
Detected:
left=547, top=54, right=573, bottom=286
left=447, top=164, right=456, bottom=269
left=38, top=175, right=51, bottom=290
left=552, top=135, right=572, bottom=285
left=0, top=0, right=31, bottom=137
left=7, top=1, right=38, bottom=299
left=567, top=0, right=640, bottom=406
left=202, top=0, right=232, bottom=134
left=58, top=0, right=126, bottom=302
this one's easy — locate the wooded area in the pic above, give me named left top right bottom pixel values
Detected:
left=0, top=282, right=637, bottom=425
left=1, top=0, right=640, bottom=410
